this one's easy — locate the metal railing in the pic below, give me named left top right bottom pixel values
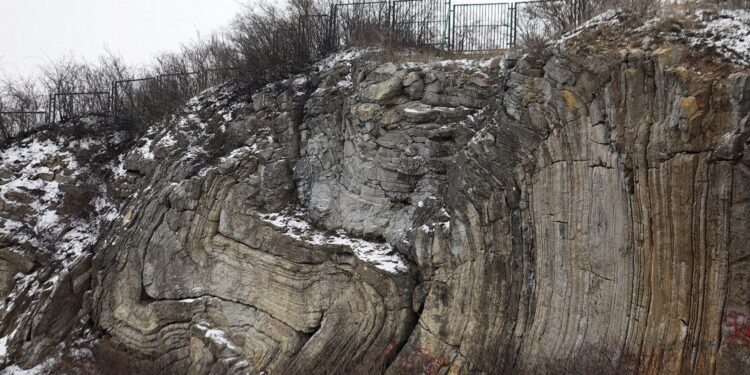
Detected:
left=392, top=0, right=450, bottom=46
left=1, top=0, right=587, bottom=144
left=330, top=0, right=449, bottom=47
left=323, top=0, right=585, bottom=52
left=451, top=2, right=515, bottom=52
left=50, top=91, right=111, bottom=123
left=0, top=67, right=236, bottom=144
left=0, top=111, right=48, bottom=141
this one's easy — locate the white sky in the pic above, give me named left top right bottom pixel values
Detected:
left=0, top=0, right=246, bottom=78
left=0, top=0, right=513, bottom=80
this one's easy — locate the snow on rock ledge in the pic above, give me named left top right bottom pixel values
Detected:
left=692, top=9, right=750, bottom=66
left=258, top=212, right=407, bottom=273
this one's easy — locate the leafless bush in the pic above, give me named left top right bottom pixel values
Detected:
left=0, top=77, right=46, bottom=143
left=514, top=0, right=661, bottom=57
left=1, top=0, right=437, bottom=144
left=698, top=0, right=750, bottom=8
left=333, top=0, right=445, bottom=50
left=39, top=53, right=130, bottom=123
left=227, top=0, right=333, bottom=90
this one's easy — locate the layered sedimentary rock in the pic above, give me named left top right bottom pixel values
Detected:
left=1, top=10, right=749, bottom=375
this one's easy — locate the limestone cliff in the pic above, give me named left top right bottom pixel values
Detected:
left=1, top=9, right=749, bottom=375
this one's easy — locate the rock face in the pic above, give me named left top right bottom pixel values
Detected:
left=2, top=10, right=750, bottom=375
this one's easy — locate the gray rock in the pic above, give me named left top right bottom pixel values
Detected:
left=4, top=17, right=750, bottom=375
left=361, top=76, right=403, bottom=103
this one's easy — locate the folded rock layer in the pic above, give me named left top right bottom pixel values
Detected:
left=1, top=10, right=749, bottom=375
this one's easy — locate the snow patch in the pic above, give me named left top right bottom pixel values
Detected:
left=258, top=212, right=407, bottom=273
left=111, top=154, right=127, bottom=178
left=691, top=10, right=750, bottom=66
left=194, top=322, right=240, bottom=351
left=0, top=335, right=7, bottom=362
left=559, top=9, right=621, bottom=45
left=0, top=358, right=54, bottom=375
left=156, top=132, right=177, bottom=148
left=136, top=138, right=155, bottom=160
left=315, top=48, right=377, bottom=71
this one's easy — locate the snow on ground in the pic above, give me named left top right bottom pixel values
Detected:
left=315, top=48, right=371, bottom=71
left=691, top=9, right=750, bottom=66
left=0, top=133, right=121, bottom=267
left=258, top=211, right=407, bottom=273
left=0, top=128, right=124, bottom=373
left=0, top=138, right=74, bottom=247
left=0, top=335, right=7, bottom=363
left=135, top=138, right=155, bottom=160
left=555, top=8, right=750, bottom=67
left=558, top=9, right=622, bottom=45
left=0, top=359, right=54, bottom=375
left=134, top=83, right=250, bottom=172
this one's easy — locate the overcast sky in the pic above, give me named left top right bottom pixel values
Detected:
left=0, top=0, right=246, bottom=78
left=0, top=0, right=512, bottom=80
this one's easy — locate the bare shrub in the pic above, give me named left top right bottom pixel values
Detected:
left=515, top=7, right=555, bottom=61
left=698, top=0, right=750, bottom=9
left=0, top=77, right=47, bottom=143
left=0, top=0, right=445, bottom=144
left=227, top=0, right=331, bottom=91
left=519, top=0, right=660, bottom=37
left=39, top=53, right=129, bottom=123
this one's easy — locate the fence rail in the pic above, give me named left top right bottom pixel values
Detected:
left=327, top=0, right=583, bottom=52
left=0, top=68, right=235, bottom=143
left=1, top=0, right=584, bottom=144
left=451, top=2, right=515, bottom=52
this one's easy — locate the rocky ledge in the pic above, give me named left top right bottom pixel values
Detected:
left=1, top=9, right=749, bottom=375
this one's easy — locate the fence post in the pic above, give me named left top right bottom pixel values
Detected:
left=511, top=3, right=517, bottom=48
left=45, top=94, right=52, bottom=124
left=331, top=3, right=339, bottom=50
left=389, top=0, right=394, bottom=46
left=51, top=94, right=56, bottom=124
left=443, top=0, right=451, bottom=50
left=449, top=3, right=455, bottom=51
left=112, top=81, right=118, bottom=124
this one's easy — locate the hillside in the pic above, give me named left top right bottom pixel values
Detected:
left=1, top=8, right=750, bottom=375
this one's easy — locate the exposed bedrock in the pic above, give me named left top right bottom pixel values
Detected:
left=390, top=48, right=750, bottom=374
left=83, top=45, right=750, bottom=374
left=0, top=31, right=717, bottom=374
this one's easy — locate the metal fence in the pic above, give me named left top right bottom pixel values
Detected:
left=391, top=0, right=449, bottom=46
left=1, top=0, right=585, bottom=144
left=324, top=0, right=585, bottom=52
left=451, top=2, right=515, bottom=52
left=51, top=91, right=111, bottom=123
left=0, top=111, right=48, bottom=141
left=111, top=69, right=232, bottom=125
left=0, top=67, right=236, bottom=144
left=331, top=0, right=449, bottom=47
left=300, top=14, right=336, bottom=60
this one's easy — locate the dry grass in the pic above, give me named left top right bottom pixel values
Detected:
left=370, top=48, right=501, bottom=66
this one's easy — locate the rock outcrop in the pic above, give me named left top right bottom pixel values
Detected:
left=1, top=9, right=749, bottom=375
